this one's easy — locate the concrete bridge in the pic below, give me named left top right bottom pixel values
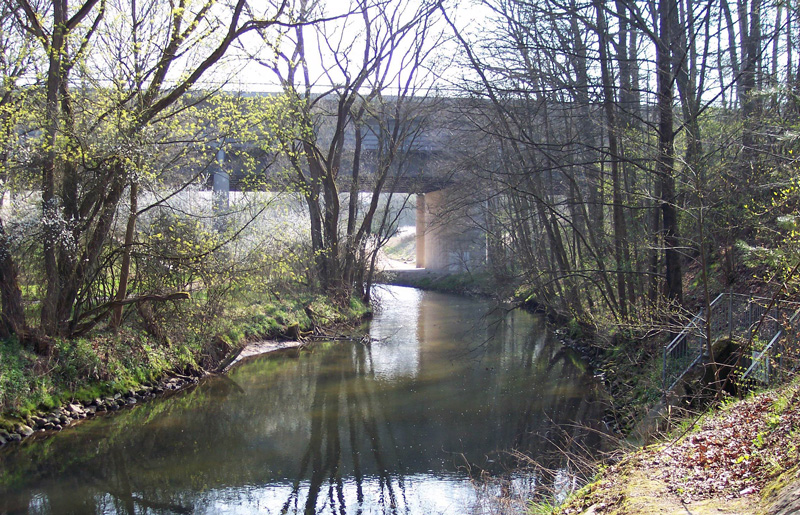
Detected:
left=207, top=103, right=487, bottom=273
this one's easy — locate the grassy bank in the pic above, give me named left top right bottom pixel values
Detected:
left=551, top=378, right=800, bottom=515
left=0, top=292, right=370, bottom=433
left=378, top=269, right=500, bottom=297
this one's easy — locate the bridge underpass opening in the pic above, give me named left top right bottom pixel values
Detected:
left=211, top=164, right=486, bottom=273
left=413, top=188, right=487, bottom=273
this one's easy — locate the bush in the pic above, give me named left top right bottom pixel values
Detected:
left=0, top=339, right=38, bottom=412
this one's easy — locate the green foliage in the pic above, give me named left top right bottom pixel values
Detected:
left=0, top=282, right=371, bottom=418
left=52, top=339, right=103, bottom=389
left=0, top=338, right=39, bottom=414
left=0, top=331, right=190, bottom=416
left=736, top=170, right=800, bottom=289
left=566, top=318, right=583, bottom=339
left=527, top=499, right=558, bottom=514
left=349, top=296, right=370, bottom=318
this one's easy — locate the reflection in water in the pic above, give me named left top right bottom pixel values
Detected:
left=368, top=287, right=422, bottom=381
left=0, top=286, right=607, bottom=514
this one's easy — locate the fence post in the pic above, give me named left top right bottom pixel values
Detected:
left=728, top=292, right=733, bottom=339
left=709, top=301, right=715, bottom=342
left=776, top=305, right=780, bottom=383
left=663, top=345, right=668, bottom=396
left=767, top=345, right=772, bottom=385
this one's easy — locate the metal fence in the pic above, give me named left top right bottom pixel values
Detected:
left=662, top=307, right=709, bottom=393
left=740, top=308, right=800, bottom=386
left=662, top=293, right=800, bottom=392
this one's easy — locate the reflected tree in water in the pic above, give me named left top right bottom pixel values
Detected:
left=0, top=289, right=609, bottom=514
left=281, top=343, right=408, bottom=514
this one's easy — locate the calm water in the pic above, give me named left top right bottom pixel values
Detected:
left=0, top=286, right=607, bottom=514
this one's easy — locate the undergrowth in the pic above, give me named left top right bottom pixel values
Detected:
left=392, top=271, right=498, bottom=296
left=0, top=292, right=369, bottom=423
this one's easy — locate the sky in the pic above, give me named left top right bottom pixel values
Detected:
left=198, top=0, right=491, bottom=95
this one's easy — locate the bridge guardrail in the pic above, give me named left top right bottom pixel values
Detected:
left=740, top=307, right=800, bottom=386
left=663, top=293, right=800, bottom=393
left=663, top=313, right=706, bottom=393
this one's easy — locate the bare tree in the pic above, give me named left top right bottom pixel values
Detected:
left=256, top=0, right=446, bottom=300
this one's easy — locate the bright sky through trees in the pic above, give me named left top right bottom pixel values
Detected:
left=191, top=0, right=491, bottom=93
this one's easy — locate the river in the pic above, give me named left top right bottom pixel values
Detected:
left=0, top=286, right=608, bottom=514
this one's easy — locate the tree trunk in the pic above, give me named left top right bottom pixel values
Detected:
left=597, top=0, right=629, bottom=319
left=0, top=219, right=26, bottom=339
left=740, top=0, right=762, bottom=155
left=112, top=181, right=139, bottom=329
left=568, top=1, right=603, bottom=241
left=675, top=0, right=704, bottom=174
left=40, top=0, right=68, bottom=335
left=657, top=0, right=683, bottom=306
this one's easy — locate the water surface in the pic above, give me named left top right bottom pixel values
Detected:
left=0, top=286, right=607, bottom=514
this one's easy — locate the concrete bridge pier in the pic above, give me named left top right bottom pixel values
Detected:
left=415, top=187, right=485, bottom=272
left=415, top=194, right=427, bottom=268
left=212, top=148, right=229, bottom=232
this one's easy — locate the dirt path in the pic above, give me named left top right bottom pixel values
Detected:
left=561, top=383, right=800, bottom=515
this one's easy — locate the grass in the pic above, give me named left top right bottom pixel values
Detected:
left=0, top=291, right=370, bottom=424
left=0, top=331, right=199, bottom=420
left=528, top=499, right=560, bottom=514
left=391, top=270, right=498, bottom=296
left=383, top=228, right=416, bottom=262
left=593, top=338, right=665, bottom=435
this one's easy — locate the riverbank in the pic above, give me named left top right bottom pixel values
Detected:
left=0, top=293, right=370, bottom=446
left=376, top=268, right=500, bottom=297
left=377, top=269, right=582, bottom=328
left=0, top=338, right=313, bottom=446
left=554, top=378, right=800, bottom=515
